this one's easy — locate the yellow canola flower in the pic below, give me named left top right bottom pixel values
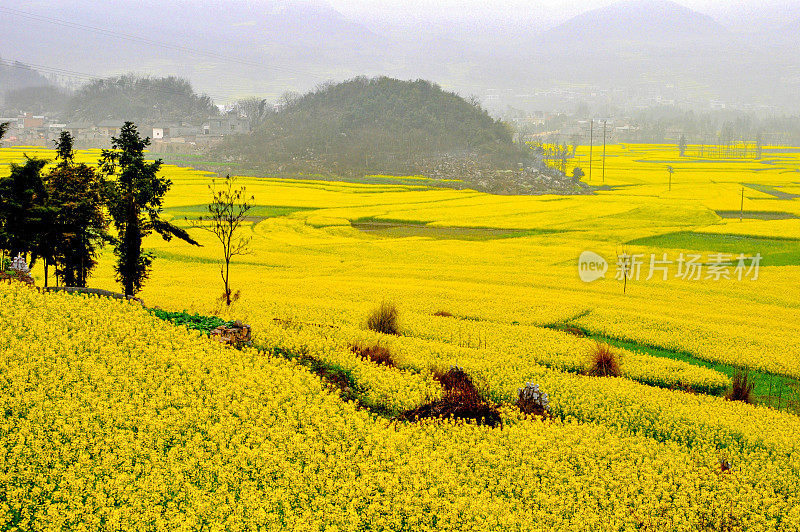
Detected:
left=1, top=284, right=800, bottom=531
left=400, top=313, right=731, bottom=394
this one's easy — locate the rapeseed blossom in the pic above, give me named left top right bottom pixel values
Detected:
left=2, top=284, right=800, bottom=530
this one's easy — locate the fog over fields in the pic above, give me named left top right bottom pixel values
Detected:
left=2, top=0, right=799, bottom=112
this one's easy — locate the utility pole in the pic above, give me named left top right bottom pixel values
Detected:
left=602, top=120, right=607, bottom=184
left=589, top=119, right=594, bottom=183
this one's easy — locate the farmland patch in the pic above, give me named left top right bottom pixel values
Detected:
left=627, top=231, right=800, bottom=266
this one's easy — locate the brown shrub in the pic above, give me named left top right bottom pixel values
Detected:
left=433, top=365, right=474, bottom=392
left=399, top=366, right=502, bottom=427
left=366, top=301, right=400, bottom=335
left=726, top=370, right=755, bottom=404
left=433, top=310, right=454, bottom=317
left=350, top=342, right=395, bottom=367
left=585, top=342, right=621, bottom=377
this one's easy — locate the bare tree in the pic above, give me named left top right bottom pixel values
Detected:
left=466, top=94, right=482, bottom=109
left=234, top=97, right=272, bottom=130
left=277, top=91, right=301, bottom=110
left=190, top=175, right=254, bottom=306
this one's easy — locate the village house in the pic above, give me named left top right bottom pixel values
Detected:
left=202, top=116, right=250, bottom=137
left=97, top=120, right=125, bottom=137
left=152, top=123, right=202, bottom=143
left=47, top=123, right=67, bottom=142
left=63, top=122, right=95, bottom=143
left=18, top=113, right=45, bottom=129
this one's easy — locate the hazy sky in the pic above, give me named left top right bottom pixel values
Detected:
left=5, top=0, right=800, bottom=108
left=25, top=0, right=800, bottom=29
left=325, top=0, right=800, bottom=29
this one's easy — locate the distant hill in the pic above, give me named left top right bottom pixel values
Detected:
left=0, top=0, right=387, bottom=101
left=64, top=75, right=218, bottom=124
left=222, top=76, right=528, bottom=176
left=542, top=0, right=728, bottom=44
left=476, top=0, right=791, bottom=109
left=3, top=86, right=70, bottom=115
left=0, top=59, right=51, bottom=96
left=2, top=0, right=798, bottom=112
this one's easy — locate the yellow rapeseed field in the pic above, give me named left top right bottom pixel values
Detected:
left=2, top=143, right=800, bottom=529
left=2, top=284, right=800, bottom=530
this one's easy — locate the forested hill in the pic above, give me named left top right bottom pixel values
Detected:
left=221, top=77, right=529, bottom=176
left=64, top=75, right=218, bottom=124
left=0, top=59, right=51, bottom=94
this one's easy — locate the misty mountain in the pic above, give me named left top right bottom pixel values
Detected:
left=517, top=0, right=740, bottom=86
left=470, top=0, right=797, bottom=110
left=1, top=0, right=799, bottom=112
left=0, top=59, right=52, bottom=95
left=540, top=0, right=729, bottom=44
left=0, top=1, right=387, bottom=101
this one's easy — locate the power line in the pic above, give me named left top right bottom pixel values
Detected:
left=0, top=6, right=326, bottom=81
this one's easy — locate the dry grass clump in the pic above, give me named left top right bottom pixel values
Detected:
left=585, top=342, right=621, bottom=377
left=399, top=366, right=502, bottom=427
left=350, top=342, right=395, bottom=367
left=726, top=370, right=755, bottom=404
left=366, top=301, right=400, bottom=335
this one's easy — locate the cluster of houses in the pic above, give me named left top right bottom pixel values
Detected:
left=510, top=115, right=645, bottom=145
left=0, top=113, right=250, bottom=148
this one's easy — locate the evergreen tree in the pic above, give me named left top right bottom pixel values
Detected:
left=100, top=122, right=198, bottom=296
left=0, top=157, right=50, bottom=262
left=54, top=131, right=75, bottom=166
left=46, top=132, right=110, bottom=287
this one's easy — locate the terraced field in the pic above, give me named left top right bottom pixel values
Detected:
left=2, top=143, right=800, bottom=529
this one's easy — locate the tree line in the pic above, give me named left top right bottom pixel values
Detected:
left=1, top=121, right=253, bottom=303
left=2, top=74, right=218, bottom=126
left=0, top=122, right=197, bottom=296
